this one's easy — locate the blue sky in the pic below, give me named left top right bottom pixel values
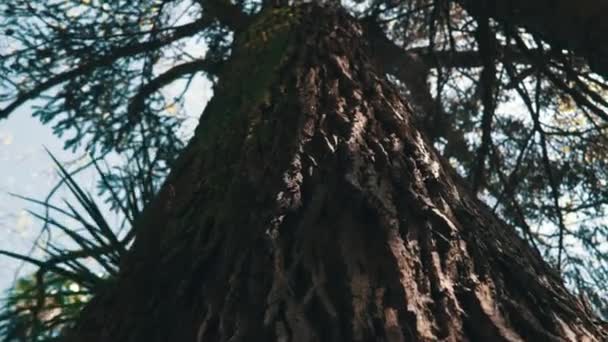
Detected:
left=0, top=0, right=213, bottom=294
left=0, top=72, right=213, bottom=294
left=0, top=106, right=90, bottom=292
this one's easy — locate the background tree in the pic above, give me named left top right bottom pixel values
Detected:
left=1, top=0, right=608, bottom=340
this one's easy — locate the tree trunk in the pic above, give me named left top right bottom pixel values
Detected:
left=65, top=5, right=606, bottom=341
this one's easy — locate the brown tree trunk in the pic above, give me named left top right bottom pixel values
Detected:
left=65, top=5, right=606, bottom=341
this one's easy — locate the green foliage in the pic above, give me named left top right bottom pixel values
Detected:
left=362, top=0, right=608, bottom=317
left=0, top=273, right=90, bottom=341
left=0, top=148, right=162, bottom=340
left=1, top=0, right=608, bottom=329
left=0, top=0, right=220, bottom=163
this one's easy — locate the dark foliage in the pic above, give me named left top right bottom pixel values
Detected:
left=1, top=1, right=607, bottom=338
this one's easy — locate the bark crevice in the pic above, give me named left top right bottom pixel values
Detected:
left=66, top=5, right=606, bottom=342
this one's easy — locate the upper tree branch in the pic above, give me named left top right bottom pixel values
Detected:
left=127, top=59, right=223, bottom=121
left=198, top=0, right=252, bottom=32
left=505, top=62, right=569, bottom=273
left=0, top=19, right=209, bottom=120
left=470, top=5, right=497, bottom=193
left=407, top=46, right=534, bottom=69
left=458, top=0, right=608, bottom=78
left=510, top=33, right=608, bottom=124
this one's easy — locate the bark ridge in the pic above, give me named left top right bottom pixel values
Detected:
left=66, top=5, right=606, bottom=342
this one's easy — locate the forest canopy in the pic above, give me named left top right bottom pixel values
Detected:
left=1, top=0, right=608, bottom=339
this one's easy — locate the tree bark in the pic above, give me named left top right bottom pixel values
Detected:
left=65, top=5, right=606, bottom=341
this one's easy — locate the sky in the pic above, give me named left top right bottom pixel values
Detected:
left=0, top=105, right=91, bottom=292
left=0, top=72, right=213, bottom=297
left=0, top=0, right=215, bottom=296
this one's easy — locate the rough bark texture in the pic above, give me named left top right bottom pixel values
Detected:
left=65, top=5, right=606, bottom=341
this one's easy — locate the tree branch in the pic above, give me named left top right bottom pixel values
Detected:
left=127, top=59, right=222, bottom=121
left=458, top=0, right=608, bottom=78
left=470, top=6, right=497, bottom=193
left=510, top=33, right=608, bottom=123
left=0, top=19, right=209, bottom=120
left=505, top=61, right=569, bottom=273
left=364, top=18, right=471, bottom=157
left=198, top=0, right=252, bottom=32
left=407, top=46, right=534, bottom=70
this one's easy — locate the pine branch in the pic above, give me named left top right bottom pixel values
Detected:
left=0, top=19, right=209, bottom=120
